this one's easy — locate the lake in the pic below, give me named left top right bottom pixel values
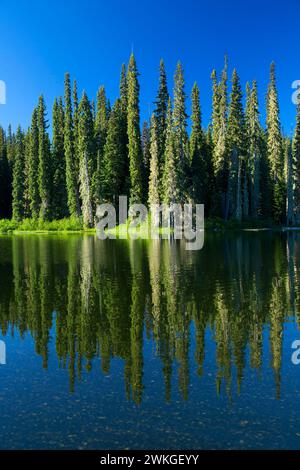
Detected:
left=0, top=232, right=300, bottom=449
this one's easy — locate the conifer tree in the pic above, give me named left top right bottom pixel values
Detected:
left=64, top=73, right=80, bottom=217
left=6, top=125, right=14, bottom=214
left=73, top=79, right=80, bottom=182
left=162, top=98, right=177, bottom=205
left=285, top=138, right=294, bottom=225
left=154, top=59, right=169, bottom=182
left=94, top=85, right=108, bottom=154
left=0, top=127, right=11, bottom=218
left=211, top=58, right=228, bottom=217
left=259, top=128, right=272, bottom=219
left=141, top=120, right=151, bottom=197
left=203, top=126, right=215, bottom=213
left=120, top=63, right=128, bottom=113
left=293, top=102, right=300, bottom=224
left=12, top=126, right=25, bottom=221
left=37, top=95, right=51, bottom=220
left=101, top=99, right=126, bottom=204
left=266, top=62, right=285, bottom=223
left=27, top=107, right=40, bottom=218
left=52, top=97, right=67, bottom=218
left=127, top=53, right=143, bottom=204
left=172, top=61, right=189, bottom=203
left=148, top=115, right=160, bottom=207
left=78, top=91, right=95, bottom=227
left=6, top=124, right=15, bottom=171
left=119, top=64, right=129, bottom=196
left=227, top=69, right=245, bottom=220
left=190, top=82, right=205, bottom=204
left=93, top=86, right=108, bottom=205
left=211, top=70, right=220, bottom=152
left=23, top=128, right=31, bottom=217
left=245, top=81, right=262, bottom=218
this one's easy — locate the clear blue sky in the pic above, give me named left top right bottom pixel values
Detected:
left=0, top=0, right=299, bottom=135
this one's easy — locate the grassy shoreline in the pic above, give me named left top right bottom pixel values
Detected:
left=1, top=216, right=300, bottom=235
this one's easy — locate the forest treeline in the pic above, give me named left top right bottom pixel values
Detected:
left=0, top=54, right=300, bottom=227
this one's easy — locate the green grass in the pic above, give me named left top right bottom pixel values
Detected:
left=0, top=217, right=89, bottom=234
left=105, top=217, right=174, bottom=238
left=0, top=215, right=299, bottom=235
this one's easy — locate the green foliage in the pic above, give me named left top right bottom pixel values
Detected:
left=0, top=219, right=18, bottom=232
left=27, top=107, right=40, bottom=218
left=127, top=53, right=143, bottom=205
left=227, top=69, right=245, bottom=221
left=100, top=99, right=127, bottom=204
left=154, top=59, right=169, bottom=182
left=161, top=98, right=176, bottom=205
left=0, top=217, right=84, bottom=232
left=37, top=95, right=51, bottom=220
left=245, top=81, right=262, bottom=218
left=0, top=126, right=11, bottom=218
left=148, top=115, right=160, bottom=206
left=0, top=58, right=298, bottom=228
left=190, top=82, right=205, bottom=204
left=266, top=63, right=285, bottom=223
left=78, top=91, right=95, bottom=227
left=141, top=120, right=151, bottom=197
left=172, top=62, right=189, bottom=203
left=293, top=103, right=300, bottom=223
left=52, top=97, right=68, bottom=218
left=64, top=73, right=80, bottom=217
left=12, top=126, right=25, bottom=221
left=92, top=86, right=109, bottom=206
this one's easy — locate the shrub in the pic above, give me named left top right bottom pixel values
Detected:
left=0, top=219, right=18, bottom=233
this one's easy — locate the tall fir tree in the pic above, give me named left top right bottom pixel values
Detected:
left=12, top=126, right=25, bottom=221
left=119, top=64, right=130, bottom=196
left=154, top=59, right=169, bottom=191
left=78, top=91, right=95, bottom=227
left=94, top=85, right=108, bottom=154
left=127, top=53, right=143, bottom=205
left=172, top=61, right=189, bottom=203
left=211, top=58, right=228, bottom=217
left=162, top=98, right=177, bottom=205
left=27, top=107, right=40, bottom=218
left=101, top=99, right=126, bottom=205
left=0, top=127, right=11, bottom=218
left=293, top=102, right=300, bottom=223
left=141, top=120, right=151, bottom=198
left=285, top=137, right=294, bottom=225
left=73, top=79, right=80, bottom=186
left=52, top=97, right=67, bottom=218
left=64, top=73, right=80, bottom=217
left=266, top=62, right=285, bottom=223
left=148, top=114, right=160, bottom=207
left=93, top=86, right=108, bottom=206
left=120, top=63, right=128, bottom=113
left=23, top=128, right=31, bottom=217
left=227, top=69, right=245, bottom=220
left=37, top=95, right=51, bottom=220
left=190, top=82, right=205, bottom=204
left=245, top=81, right=262, bottom=218
left=6, top=124, right=15, bottom=171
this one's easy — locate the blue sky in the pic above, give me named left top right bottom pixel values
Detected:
left=0, top=0, right=299, bottom=134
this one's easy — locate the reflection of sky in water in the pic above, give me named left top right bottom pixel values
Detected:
left=0, top=233, right=300, bottom=449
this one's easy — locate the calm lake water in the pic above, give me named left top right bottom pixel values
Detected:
left=0, top=232, right=300, bottom=449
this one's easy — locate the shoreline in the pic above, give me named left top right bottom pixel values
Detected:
left=1, top=217, right=300, bottom=236
left=1, top=226, right=300, bottom=236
